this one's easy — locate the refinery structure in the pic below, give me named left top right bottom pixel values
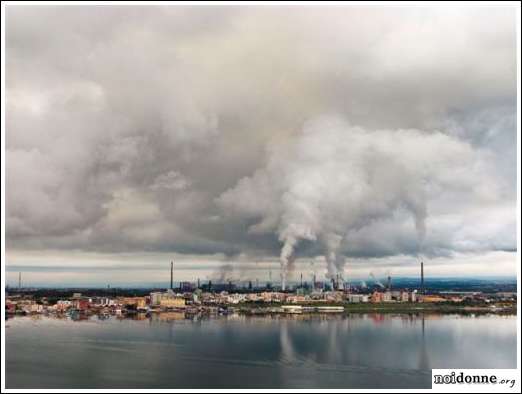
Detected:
left=153, top=259, right=427, bottom=294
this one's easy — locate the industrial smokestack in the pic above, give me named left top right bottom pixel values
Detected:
left=170, top=261, right=173, bottom=290
left=421, top=261, right=424, bottom=294
left=300, top=272, right=303, bottom=288
left=387, top=275, right=392, bottom=291
left=18, top=272, right=21, bottom=290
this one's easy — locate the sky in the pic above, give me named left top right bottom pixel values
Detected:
left=4, top=5, right=518, bottom=287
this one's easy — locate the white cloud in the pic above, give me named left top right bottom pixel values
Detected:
left=5, top=5, right=517, bottom=283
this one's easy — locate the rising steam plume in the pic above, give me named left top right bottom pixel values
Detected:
left=369, top=272, right=385, bottom=289
left=218, top=116, right=482, bottom=285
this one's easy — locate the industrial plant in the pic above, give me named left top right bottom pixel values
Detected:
left=6, top=260, right=516, bottom=317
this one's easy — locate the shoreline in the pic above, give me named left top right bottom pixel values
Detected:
left=238, top=302, right=517, bottom=316
left=6, top=302, right=517, bottom=320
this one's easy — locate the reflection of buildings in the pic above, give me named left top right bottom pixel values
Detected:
left=371, top=313, right=386, bottom=324
left=151, top=312, right=186, bottom=322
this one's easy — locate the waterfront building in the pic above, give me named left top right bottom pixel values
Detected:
left=347, top=294, right=369, bottom=303
left=286, top=295, right=308, bottom=304
left=382, top=292, right=392, bottom=302
left=150, top=292, right=163, bottom=306
left=6, top=302, right=16, bottom=313
left=72, top=298, right=90, bottom=311
left=371, top=291, right=384, bottom=303
left=391, top=291, right=402, bottom=300
left=150, top=290, right=186, bottom=309
left=56, top=300, right=72, bottom=312
left=160, top=297, right=186, bottom=309
left=400, top=291, right=409, bottom=302
left=409, top=291, right=417, bottom=302
left=120, top=297, right=147, bottom=309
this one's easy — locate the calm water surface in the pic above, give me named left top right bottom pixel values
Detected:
left=5, top=313, right=517, bottom=389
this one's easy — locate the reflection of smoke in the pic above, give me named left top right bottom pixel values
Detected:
left=279, top=320, right=295, bottom=362
left=327, top=320, right=342, bottom=364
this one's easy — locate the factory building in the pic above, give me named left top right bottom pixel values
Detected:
left=347, top=294, right=369, bottom=303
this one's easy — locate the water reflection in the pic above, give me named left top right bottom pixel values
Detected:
left=6, top=313, right=516, bottom=389
left=418, top=314, right=430, bottom=370
left=279, top=319, right=296, bottom=362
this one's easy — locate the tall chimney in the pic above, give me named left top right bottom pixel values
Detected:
left=19, top=272, right=21, bottom=290
left=421, top=261, right=424, bottom=294
left=170, top=261, right=173, bottom=290
left=387, top=275, right=392, bottom=291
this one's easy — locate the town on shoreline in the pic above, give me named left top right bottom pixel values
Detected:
left=6, top=282, right=517, bottom=319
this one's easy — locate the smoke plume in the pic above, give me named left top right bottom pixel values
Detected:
left=218, top=116, right=482, bottom=284
left=369, top=272, right=385, bottom=289
left=212, top=263, right=234, bottom=283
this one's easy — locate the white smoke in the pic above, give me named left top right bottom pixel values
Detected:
left=323, top=233, right=345, bottom=280
left=218, top=115, right=486, bottom=284
left=369, top=272, right=385, bottom=289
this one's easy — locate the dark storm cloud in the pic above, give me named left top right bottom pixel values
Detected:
left=5, top=5, right=517, bottom=275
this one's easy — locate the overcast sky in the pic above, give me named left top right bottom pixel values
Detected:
left=5, top=5, right=518, bottom=287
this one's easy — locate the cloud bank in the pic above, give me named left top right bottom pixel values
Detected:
left=5, top=5, right=517, bottom=282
